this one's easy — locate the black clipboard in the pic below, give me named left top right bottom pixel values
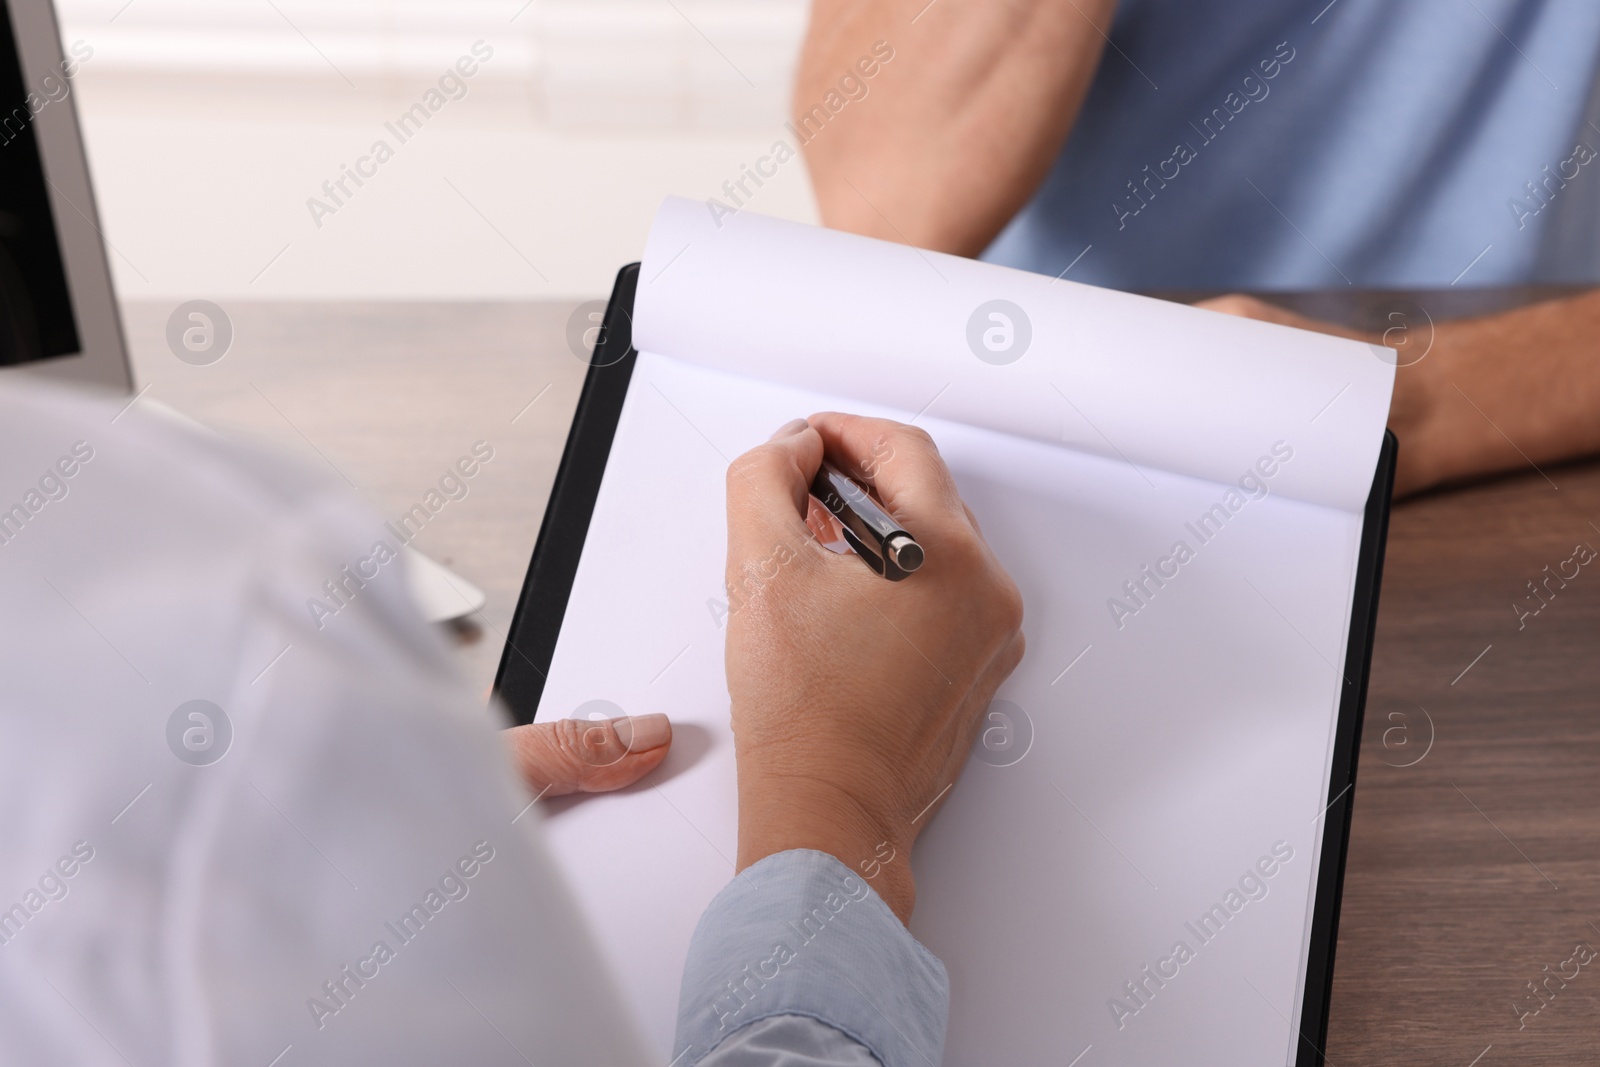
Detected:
left=494, top=261, right=1396, bottom=1067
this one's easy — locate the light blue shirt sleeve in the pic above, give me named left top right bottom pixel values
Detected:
left=676, top=849, right=949, bottom=1067
left=700, top=1015, right=885, bottom=1066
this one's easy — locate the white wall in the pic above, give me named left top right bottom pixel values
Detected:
left=57, top=0, right=818, bottom=300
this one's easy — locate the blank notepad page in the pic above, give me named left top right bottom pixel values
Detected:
left=530, top=199, right=1393, bottom=1066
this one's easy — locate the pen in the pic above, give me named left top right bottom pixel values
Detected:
left=809, top=461, right=925, bottom=581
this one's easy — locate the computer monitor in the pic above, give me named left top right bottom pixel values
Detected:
left=0, top=0, right=129, bottom=391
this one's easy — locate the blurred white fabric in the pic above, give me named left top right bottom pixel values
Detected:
left=0, top=380, right=651, bottom=1065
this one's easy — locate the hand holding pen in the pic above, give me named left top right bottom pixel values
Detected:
left=810, top=460, right=925, bottom=580
left=722, top=412, right=1026, bottom=923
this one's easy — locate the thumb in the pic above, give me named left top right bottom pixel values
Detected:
left=504, top=714, right=672, bottom=798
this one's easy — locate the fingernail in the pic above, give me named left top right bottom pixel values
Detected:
left=769, top=418, right=808, bottom=441
left=615, top=713, right=671, bottom=752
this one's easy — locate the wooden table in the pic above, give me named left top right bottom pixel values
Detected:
left=124, top=300, right=1600, bottom=1064
left=122, top=299, right=593, bottom=692
left=1326, top=457, right=1600, bottom=1066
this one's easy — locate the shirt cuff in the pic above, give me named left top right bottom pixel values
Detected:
left=674, top=849, right=949, bottom=1067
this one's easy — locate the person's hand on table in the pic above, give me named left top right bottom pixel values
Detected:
left=722, top=413, right=1026, bottom=924
left=503, top=714, right=672, bottom=796
left=1200, top=291, right=1600, bottom=499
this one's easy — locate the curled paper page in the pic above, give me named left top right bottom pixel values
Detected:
left=635, top=197, right=1394, bottom=512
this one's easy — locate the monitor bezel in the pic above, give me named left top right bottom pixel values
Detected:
left=3, top=0, right=130, bottom=392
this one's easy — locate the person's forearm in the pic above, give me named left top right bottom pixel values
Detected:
left=1396, top=289, right=1600, bottom=494
left=796, top=0, right=1115, bottom=256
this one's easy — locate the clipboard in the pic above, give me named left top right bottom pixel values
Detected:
left=496, top=260, right=1395, bottom=1067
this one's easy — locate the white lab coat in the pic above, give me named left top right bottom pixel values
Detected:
left=0, top=382, right=653, bottom=1066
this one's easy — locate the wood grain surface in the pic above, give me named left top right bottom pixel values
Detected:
left=124, top=300, right=1600, bottom=1065
left=123, top=299, right=593, bottom=691
left=1326, top=456, right=1600, bottom=1066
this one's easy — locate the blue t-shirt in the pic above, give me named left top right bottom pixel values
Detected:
left=983, top=0, right=1600, bottom=290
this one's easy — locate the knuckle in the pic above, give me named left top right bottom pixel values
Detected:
left=943, top=527, right=989, bottom=570
left=549, top=717, right=616, bottom=769
left=1206, top=293, right=1266, bottom=318
left=979, top=585, right=1024, bottom=649
left=1003, top=630, right=1027, bottom=673
left=547, top=717, right=592, bottom=761
left=892, top=423, right=936, bottom=451
left=954, top=546, right=1024, bottom=636
left=727, top=443, right=803, bottom=500
left=725, top=449, right=769, bottom=490
left=996, top=582, right=1026, bottom=634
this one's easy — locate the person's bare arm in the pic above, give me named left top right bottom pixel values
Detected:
left=795, top=0, right=1115, bottom=257
left=1201, top=292, right=1600, bottom=497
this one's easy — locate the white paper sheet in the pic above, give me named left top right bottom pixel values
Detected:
left=532, top=202, right=1393, bottom=1066
left=636, top=198, right=1393, bottom=513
